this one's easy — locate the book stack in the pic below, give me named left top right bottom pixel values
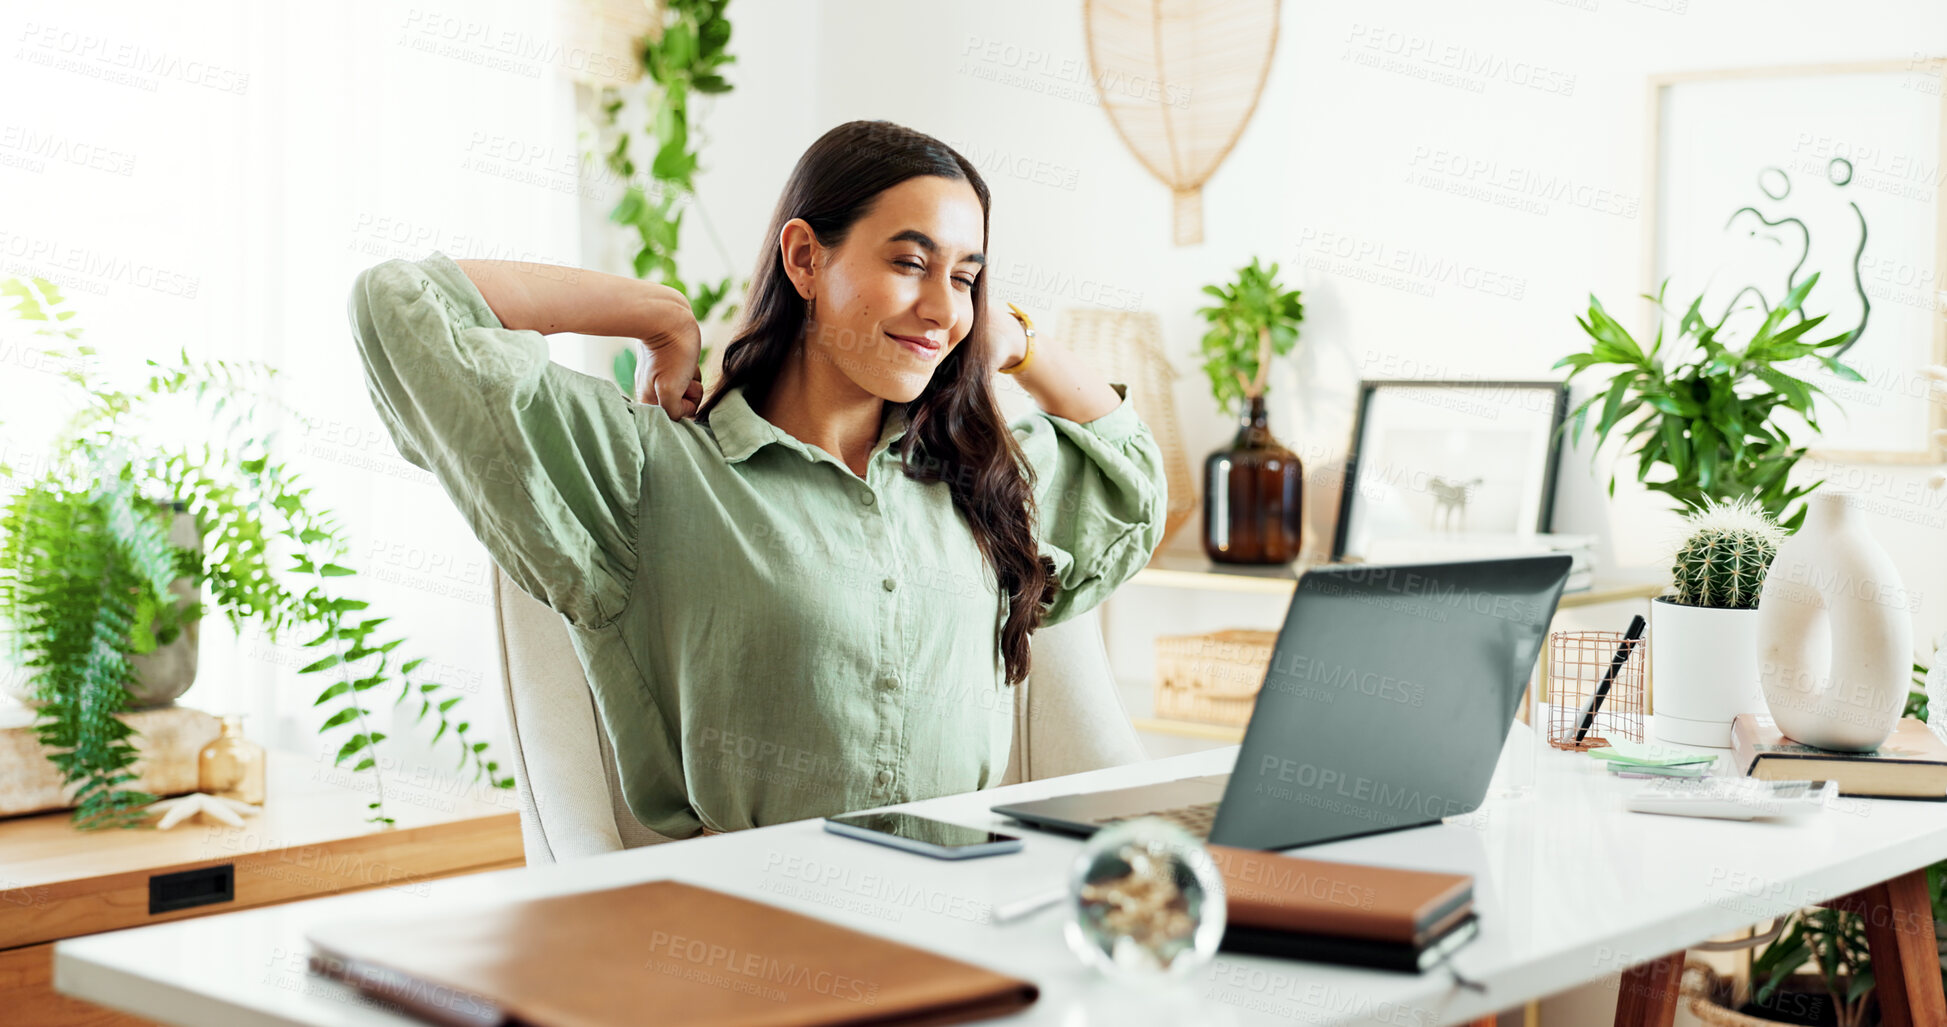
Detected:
left=1207, top=845, right=1477, bottom=972
left=1730, top=715, right=1947, bottom=800
left=1362, top=533, right=1596, bottom=592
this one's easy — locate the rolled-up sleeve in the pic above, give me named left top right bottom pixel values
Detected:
left=1012, top=383, right=1168, bottom=626
left=347, top=252, right=644, bottom=628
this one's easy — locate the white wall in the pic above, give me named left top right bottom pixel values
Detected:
left=661, top=0, right=1947, bottom=666
left=3, top=0, right=587, bottom=811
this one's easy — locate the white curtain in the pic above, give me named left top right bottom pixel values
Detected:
left=2, top=0, right=588, bottom=801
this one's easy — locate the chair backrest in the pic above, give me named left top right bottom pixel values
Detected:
left=491, top=567, right=1145, bottom=864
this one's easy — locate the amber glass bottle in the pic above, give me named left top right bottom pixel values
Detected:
left=198, top=715, right=267, bottom=805
left=1202, top=396, right=1303, bottom=564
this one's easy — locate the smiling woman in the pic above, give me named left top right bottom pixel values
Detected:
left=346, top=119, right=1165, bottom=836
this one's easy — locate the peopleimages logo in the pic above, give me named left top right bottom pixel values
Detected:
left=1256, top=755, right=1472, bottom=820
left=646, top=930, right=879, bottom=1005
left=1332, top=564, right=1547, bottom=625
left=1265, top=652, right=1426, bottom=707
left=1207, top=849, right=1377, bottom=911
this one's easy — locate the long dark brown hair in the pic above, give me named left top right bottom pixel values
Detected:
left=696, top=120, right=1054, bottom=685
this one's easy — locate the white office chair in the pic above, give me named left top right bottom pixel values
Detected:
left=491, top=567, right=1147, bottom=865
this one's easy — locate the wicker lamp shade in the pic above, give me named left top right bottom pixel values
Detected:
left=559, top=0, right=660, bottom=88
left=1054, top=307, right=1197, bottom=549
left=1083, top=0, right=1280, bottom=245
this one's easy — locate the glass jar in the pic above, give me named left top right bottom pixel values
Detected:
left=198, top=714, right=266, bottom=805
left=1202, top=395, right=1303, bottom=564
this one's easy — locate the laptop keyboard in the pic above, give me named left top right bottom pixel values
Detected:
left=1096, top=801, right=1219, bottom=840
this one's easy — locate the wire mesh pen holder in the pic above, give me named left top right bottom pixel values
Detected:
left=1545, top=630, right=1647, bottom=752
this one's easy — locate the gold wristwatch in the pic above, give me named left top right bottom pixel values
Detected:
left=1000, top=302, right=1036, bottom=375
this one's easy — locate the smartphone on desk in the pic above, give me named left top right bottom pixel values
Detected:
left=823, top=812, right=1023, bottom=860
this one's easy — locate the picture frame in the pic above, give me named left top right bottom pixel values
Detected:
left=1331, top=380, right=1570, bottom=562
left=1645, top=59, right=1947, bottom=464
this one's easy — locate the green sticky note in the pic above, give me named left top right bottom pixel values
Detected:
left=1588, top=738, right=1719, bottom=766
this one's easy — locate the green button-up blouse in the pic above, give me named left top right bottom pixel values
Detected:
left=348, top=253, right=1167, bottom=836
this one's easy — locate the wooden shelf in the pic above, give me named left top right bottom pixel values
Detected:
left=1131, top=549, right=1668, bottom=609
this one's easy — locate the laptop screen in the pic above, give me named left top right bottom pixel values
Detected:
left=1209, top=554, right=1571, bottom=851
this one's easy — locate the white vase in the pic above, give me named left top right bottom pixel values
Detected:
left=1650, top=598, right=1765, bottom=748
left=1756, top=492, right=1912, bottom=751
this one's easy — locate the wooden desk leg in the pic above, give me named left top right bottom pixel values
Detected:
left=1612, top=951, right=1684, bottom=1027
left=1821, top=869, right=1947, bottom=1027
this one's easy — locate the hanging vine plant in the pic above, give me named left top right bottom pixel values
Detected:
left=596, top=0, right=738, bottom=394
left=0, top=278, right=511, bottom=828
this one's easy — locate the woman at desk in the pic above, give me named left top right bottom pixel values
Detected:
left=347, top=120, right=1167, bottom=838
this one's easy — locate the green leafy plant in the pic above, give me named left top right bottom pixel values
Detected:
left=599, top=0, right=737, bottom=394
left=1752, top=906, right=1875, bottom=1027
left=0, top=279, right=511, bottom=827
left=1667, top=497, right=1785, bottom=610
left=1555, top=274, right=1861, bottom=532
left=1196, top=257, right=1304, bottom=416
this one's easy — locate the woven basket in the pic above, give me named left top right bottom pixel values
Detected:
left=1681, top=959, right=1855, bottom=1026
left=1154, top=629, right=1276, bottom=726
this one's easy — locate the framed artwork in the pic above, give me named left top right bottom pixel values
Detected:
left=1331, top=381, right=1569, bottom=562
left=1646, top=59, right=1947, bottom=463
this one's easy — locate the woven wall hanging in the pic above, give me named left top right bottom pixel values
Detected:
left=1083, top=0, right=1280, bottom=246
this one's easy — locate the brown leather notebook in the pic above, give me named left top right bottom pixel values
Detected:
left=1207, top=845, right=1474, bottom=946
left=306, top=879, right=1037, bottom=1027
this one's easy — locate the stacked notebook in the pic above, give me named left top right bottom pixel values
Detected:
left=1207, top=845, right=1477, bottom=972
left=1731, top=715, right=1947, bottom=800
left=306, top=879, right=1038, bottom=1027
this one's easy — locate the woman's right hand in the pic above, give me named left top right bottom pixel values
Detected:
left=633, top=288, right=704, bottom=420
left=455, top=259, right=707, bottom=420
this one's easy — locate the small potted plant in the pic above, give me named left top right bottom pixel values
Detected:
left=1196, top=258, right=1304, bottom=564
left=1650, top=496, right=1786, bottom=748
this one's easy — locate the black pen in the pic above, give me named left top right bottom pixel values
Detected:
left=1574, top=614, right=1647, bottom=744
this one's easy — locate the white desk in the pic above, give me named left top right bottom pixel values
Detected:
left=55, top=735, right=1947, bottom=1027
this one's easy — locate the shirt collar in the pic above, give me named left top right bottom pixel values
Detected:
left=708, top=385, right=910, bottom=466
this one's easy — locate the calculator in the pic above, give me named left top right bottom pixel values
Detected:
left=1625, top=778, right=1837, bottom=821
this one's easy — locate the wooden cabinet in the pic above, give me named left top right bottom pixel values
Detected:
left=0, top=751, right=524, bottom=1025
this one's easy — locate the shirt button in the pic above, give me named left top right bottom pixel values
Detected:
left=880, top=674, right=899, bottom=690
left=860, top=491, right=876, bottom=507
left=875, top=770, right=893, bottom=788
left=882, top=577, right=898, bottom=592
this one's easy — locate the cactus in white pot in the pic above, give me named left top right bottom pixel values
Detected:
left=1669, top=501, right=1783, bottom=610
left=1651, top=498, right=1787, bottom=747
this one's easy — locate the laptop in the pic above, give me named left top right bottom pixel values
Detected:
left=992, top=554, right=1573, bottom=851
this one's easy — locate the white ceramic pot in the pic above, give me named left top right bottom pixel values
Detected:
left=1650, top=597, right=1765, bottom=748
left=1756, top=492, right=1911, bottom=751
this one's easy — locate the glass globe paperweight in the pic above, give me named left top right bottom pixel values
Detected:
left=1063, top=817, right=1226, bottom=982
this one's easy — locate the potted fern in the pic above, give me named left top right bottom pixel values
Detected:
left=0, top=278, right=510, bottom=828
left=1197, top=257, right=1305, bottom=564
